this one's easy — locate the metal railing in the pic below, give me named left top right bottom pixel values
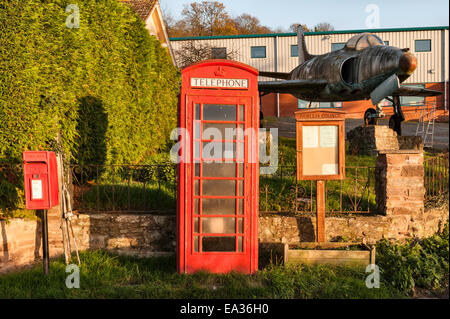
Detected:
left=259, top=165, right=377, bottom=214
left=424, top=153, right=449, bottom=199
left=1, top=162, right=378, bottom=215
left=70, top=164, right=177, bottom=213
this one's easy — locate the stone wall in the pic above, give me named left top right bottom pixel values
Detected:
left=259, top=201, right=448, bottom=245
left=70, top=213, right=176, bottom=257
left=2, top=203, right=448, bottom=273
left=0, top=208, right=176, bottom=273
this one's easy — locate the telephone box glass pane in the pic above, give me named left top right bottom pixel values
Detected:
left=202, top=237, right=236, bottom=252
left=202, top=218, right=236, bottom=234
left=194, top=236, right=199, bottom=252
left=194, top=123, right=201, bottom=139
left=194, top=180, right=199, bottom=196
left=195, top=163, right=200, bottom=176
left=238, top=142, right=244, bottom=161
left=238, top=181, right=244, bottom=196
left=194, top=218, right=199, bottom=233
left=238, top=218, right=243, bottom=233
left=238, top=164, right=244, bottom=177
left=203, top=163, right=237, bottom=177
left=302, top=125, right=339, bottom=176
left=202, top=198, right=236, bottom=215
left=202, top=142, right=235, bottom=160
left=203, top=123, right=237, bottom=140
left=195, top=104, right=201, bottom=120
left=194, top=142, right=201, bottom=158
left=203, top=104, right=237, bottom=121
left=238, top=237, right=243, bottom=252
left=239, top=105, right=245, bottom=121
left=202, top=180, right=236, bottom=196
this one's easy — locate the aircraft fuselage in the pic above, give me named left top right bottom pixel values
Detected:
left=289, top=45, right=417, bottom=102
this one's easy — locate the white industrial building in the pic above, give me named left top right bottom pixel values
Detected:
left=170, top=26, right=449, bottom=118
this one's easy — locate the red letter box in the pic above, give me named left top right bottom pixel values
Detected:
left=177, top=60, right=260, bottom=274
left=23, top=151, right=59, bottom=210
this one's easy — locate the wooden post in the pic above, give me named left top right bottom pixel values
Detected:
left=316, top=180, right=325, bottom=242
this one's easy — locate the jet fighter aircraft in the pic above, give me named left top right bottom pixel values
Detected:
left=258, top=27, right=442, bottom=135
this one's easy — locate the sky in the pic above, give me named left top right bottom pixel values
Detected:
left=159, top=0, right=449, bottom=32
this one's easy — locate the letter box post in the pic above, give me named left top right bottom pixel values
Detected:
left=23, top=151, right=59, bottom=274
left=177, top=60, right=259, bottom=274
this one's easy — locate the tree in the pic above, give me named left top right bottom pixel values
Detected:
left=234, top=14, right=272, bottom=35
left=289, top=23, right=311, bottom=33
left=174, top=41, right=237, bottom=69
left=180, top=1, right=237, bottom=36
left=314, top=22, right=335, bottom=32
left=166, top=1, right=273, bottom=37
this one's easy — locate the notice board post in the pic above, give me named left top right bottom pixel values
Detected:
left=295, top=110, right=346, bottom=242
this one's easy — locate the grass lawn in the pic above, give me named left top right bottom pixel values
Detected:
left=0, top=250, right=405, bottom=299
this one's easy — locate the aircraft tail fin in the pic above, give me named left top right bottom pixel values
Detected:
left=297, top=25, right=313, bottom=64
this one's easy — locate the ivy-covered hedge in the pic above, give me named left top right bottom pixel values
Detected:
left=0, top=0, right=180, bottom=216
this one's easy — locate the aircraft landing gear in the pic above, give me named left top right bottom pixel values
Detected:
left=364, top=108, right=378, bottom=125
left=389, top=114, right=402, bottom=136
left=364, top=97, right=403, bottom=135
left=389, top=95, right=404, bottom=136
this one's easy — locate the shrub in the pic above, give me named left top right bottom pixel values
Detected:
left=0, top=0, right=180, bottom=216
left=376, top=221, right=449, bottom=294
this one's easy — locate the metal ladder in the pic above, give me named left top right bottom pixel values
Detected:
left=415, top=102, right=436, bottom=148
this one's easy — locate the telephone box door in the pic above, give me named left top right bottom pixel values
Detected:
left=186, top=96, right=255, bottom=273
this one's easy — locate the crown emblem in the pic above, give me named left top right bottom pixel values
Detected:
left=214, top=66, right=226, bottom=77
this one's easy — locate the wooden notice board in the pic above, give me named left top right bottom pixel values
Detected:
left=295, top=110, right=346, bottom=181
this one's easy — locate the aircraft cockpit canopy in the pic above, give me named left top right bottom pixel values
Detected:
left=345, top=33, right=385, bottom=51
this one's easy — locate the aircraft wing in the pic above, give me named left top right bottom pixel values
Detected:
left=259, top=71, right=291, bottom=80
left=258, top=79, right=328, bottom=94
left=394, top=86, right=442, bottom=97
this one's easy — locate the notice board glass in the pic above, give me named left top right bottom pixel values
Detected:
left=295, top=113, right=345, bottom=181
left=302, top=125, right=339, bottom=176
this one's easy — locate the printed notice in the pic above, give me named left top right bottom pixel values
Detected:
left=303, top=126, right=319, bottom=148
left=31, top=180, right=43, bottom=200
left=320, top=126, right=338, bottom=148
left=322, top=164, right=339, bottom=175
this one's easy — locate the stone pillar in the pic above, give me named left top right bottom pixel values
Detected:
left=347, top=125, right=399, bottom=156
left=375, top=150, right=425, bottom=216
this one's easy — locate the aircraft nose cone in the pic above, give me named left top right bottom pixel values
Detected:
left=399, top=52, right=417, bottom=74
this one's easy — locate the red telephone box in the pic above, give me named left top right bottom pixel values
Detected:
left=23, top=151, right=59, bottom=210
left=177, top=60, right=259, bottom=274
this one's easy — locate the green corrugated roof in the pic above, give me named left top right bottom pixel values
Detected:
left=170, top=26, right=449, bottom=41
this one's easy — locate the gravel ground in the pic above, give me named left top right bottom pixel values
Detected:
left=263, top=117, right=449, bottom=151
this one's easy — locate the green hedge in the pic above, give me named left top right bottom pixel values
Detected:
left=0, top=0, right=179, bottom=165
left=0, top=0, right=180, bottom=215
